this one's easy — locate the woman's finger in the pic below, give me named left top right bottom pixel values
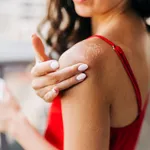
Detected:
left=43, top=87, right=59, bottom=102
left=31, top=60, right=59, bottom=77
left=56, top=73, right=87, bottom=91
left=32, top=34, right=50, bottom=62
left=35, top=73, right=87, bottom=102
left=35, top=86, right=59, bottom=102
left=32, top=63, right=88, bottom=89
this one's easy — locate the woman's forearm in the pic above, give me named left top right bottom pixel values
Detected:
left=8, top=112, right=57, bottom=150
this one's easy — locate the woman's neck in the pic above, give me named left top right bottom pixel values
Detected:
left=91, top=1, right=130, bottom=35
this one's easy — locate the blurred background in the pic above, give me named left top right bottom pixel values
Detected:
left=0, top=0, right=49, bottom=149
left=0, top=0, right=150, bottom=150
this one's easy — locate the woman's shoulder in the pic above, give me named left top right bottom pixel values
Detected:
left=58, top=36, right=121, bottom=99
left=59, top=36, right=117, bottom=70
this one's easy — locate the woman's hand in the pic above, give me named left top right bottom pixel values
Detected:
left=31, top=60, right=88, bottom=102
left=0, top=79, right=20, bottom=134
left=31, top=34, right=88, bottom=103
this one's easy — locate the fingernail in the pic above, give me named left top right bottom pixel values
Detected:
left=50, top=60, right=59, bottom=70
left=78, top=64, right=88, bottom=72
left=52, top=87, right=59, bottom=94
left=76, top=73, right=87, bottom=81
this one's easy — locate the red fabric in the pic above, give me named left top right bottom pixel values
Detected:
left=44, top=96, right=64, bottom=150
left=44, top=35, right=149, bottom=150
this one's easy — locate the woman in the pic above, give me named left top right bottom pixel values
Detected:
left=0, top=0, right=150, bottom=149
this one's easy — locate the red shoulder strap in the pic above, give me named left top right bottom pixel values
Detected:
left=90, top=35, right=142, bottom=113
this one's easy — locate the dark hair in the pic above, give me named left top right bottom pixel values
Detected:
left=132, top=0, right=150, bottom=17
left=38, top=0, right=150, bottom=55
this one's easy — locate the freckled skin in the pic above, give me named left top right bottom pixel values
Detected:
left=59, top=38, right=106, bottom=68
left=84, top=43, right=105, bottom=63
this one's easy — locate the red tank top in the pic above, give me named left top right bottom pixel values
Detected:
left=44, top=35, right=149, bottom=150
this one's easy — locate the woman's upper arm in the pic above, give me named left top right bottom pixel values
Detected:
left=59, top=39, right=112, bottom=150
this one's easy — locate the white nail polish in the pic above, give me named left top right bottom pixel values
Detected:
left=50, top=60, right=59, bottom=70
left=76, top=73, right=86, bottom=81
left=78, top=64, right=88, bottom=72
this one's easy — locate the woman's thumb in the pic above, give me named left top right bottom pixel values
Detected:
left=31, top=34, right=49, bottom=62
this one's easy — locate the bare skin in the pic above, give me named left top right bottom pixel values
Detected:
left=58, top=4, right=150, bottom=150
left=31, top=34, right=89, bottom=102
left=0, top=0, right=150, bottom=149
